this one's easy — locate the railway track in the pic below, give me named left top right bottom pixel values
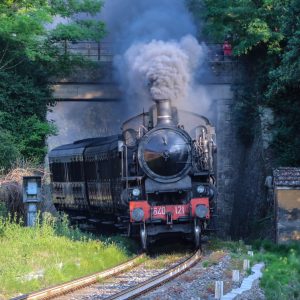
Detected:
left=12, top=255, right=145, bottom=300
left=105, top=250, right=201, bottom=300
left=12, top=250, right=201, bottom=300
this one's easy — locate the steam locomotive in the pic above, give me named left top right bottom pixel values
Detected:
left=49, top=99, right=216, bottom=250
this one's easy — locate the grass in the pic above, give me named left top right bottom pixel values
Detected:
left=202, top=250, right=227, bottom=268
left=207, top=238, right=300, bottom=300
left=252, top=240, right=300, bottom=300
left=206, top=238, right=248, bottom=254
left=0, top=213, right=133, bottom=299
left=143, top=252, right=188, bottom=270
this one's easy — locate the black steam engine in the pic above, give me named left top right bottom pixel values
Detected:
left=49, top=99, right=216, bottom=249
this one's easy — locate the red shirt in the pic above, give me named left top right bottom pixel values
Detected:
left=223, top=42, right=232, bottom=56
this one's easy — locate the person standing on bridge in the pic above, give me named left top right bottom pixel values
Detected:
left=223, top=40, right=232, bottom=60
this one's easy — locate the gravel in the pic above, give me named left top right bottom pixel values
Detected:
left=234, top=279, right=265, bottom=300
left=137, top=251, right=265, bottom=300
left=58, top=266, right=166, bottom=300
left=57, top=250, right=266, bottom=300
left=57, top=256, right=185, bottom=300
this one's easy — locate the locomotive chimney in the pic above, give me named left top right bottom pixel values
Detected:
left=154, top=99, right=173, bottom=126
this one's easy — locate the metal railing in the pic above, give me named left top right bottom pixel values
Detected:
left=60, top=41, right=114, bottom=62
left=58, top=41, right=237, bottom=63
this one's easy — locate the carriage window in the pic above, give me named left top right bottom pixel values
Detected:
left=85, top=160, right=97, bottom=181
left=50, top=162, right=65, bottom=182
left=67, top=161, right=84, bottom=181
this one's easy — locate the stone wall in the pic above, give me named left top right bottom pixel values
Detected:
left=230, top=119, right=269, bottom=239
left=214, top=88, right=270, bottom=239
left=207, top=80, right=270, bottom=238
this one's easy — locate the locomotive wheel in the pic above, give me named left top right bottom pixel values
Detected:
left=140, top=223, right=148, bottom=252
left=194, top=219, right=201, bottom=249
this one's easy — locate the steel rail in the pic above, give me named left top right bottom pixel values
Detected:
left=106, top=250, right=201, bottom=300
left=12, top=254, right=145, bottom=300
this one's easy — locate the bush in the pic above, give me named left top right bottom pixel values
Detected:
left=0, top=129, right=20, bottom=170
left=253, top=240, right=300, bottom=300
left=0, top=71, right=56, bottom=168
left=0, top=202, right=8, bottom=218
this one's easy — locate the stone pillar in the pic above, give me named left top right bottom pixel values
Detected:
left=216, top=99, right=235, bottom=236
left=211, top=85, right=235, bottom=237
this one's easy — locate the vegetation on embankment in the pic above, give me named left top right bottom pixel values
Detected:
left=0, top=0, right=106, bottom=170
left=252, top=240, right=300, bottom=300
left=189, top=0, right=300, bottom=166
left=208, top=238, right=300, bottom=300
left=0, top=213, right=134, bottom=299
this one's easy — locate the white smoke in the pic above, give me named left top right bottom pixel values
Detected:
left=119, top=34, right=207, bottom=105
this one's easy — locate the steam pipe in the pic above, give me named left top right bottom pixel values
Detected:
left=155, top=99, right=173, bottom=126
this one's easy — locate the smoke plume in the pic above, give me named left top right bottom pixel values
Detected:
left=119, top=35, right=205, bottom=103
left=48, top=0, right=213, bottom=149
left=103, top=0, right=211, bottom=115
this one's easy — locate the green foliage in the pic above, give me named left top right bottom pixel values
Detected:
left=207, top=237, right=248, bottom=254
left=0, top=0, right=105, bottom=64
left=0, top=71, right=50, bottom=120
left=51, top=20, right=105, bottom=42
left=189, top=0, right=300, bottom=165
left=0, top=71, right=56, bottom=165
left=0, top=213, right=131, bottom=298
left=190, top=0, right=285, bottom=54
left=49, top=0, right=103, bottom=17
left=0, top=202, right=8, bottom=218
left=207, top=238, right=300, bottom=299
left=252, top=240, right=300, bottom=300
left=0, top=0, right=105, bottom=169
left=0, top=129, right=20, bottom=170
left=267, top=93, right=300, bottom=165
left=17, top=116, right=57, bottom=160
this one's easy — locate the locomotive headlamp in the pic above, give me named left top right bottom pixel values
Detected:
left=132, top=188, right=141, bottom=197
left=195, top=204, right=208, bottom=218
left=132, top=208, right=144, bottom=222
left=197, top=185, right=206, bottom=194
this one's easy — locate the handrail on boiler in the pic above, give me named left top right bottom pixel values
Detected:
left=121, top=144, right=129, bottom=190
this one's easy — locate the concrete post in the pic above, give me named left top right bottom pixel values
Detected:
left=27, top=203, right=38, bottom=227
left=215, top=281, right=224, bottom=299
left=243, top=259, right=250, bottom=270
left=232, top=270, right=240, bottom=282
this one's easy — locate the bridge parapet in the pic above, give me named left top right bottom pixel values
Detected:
left=52, top=42, right=243, bottom=101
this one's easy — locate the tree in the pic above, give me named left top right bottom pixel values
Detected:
left=189, top=0, right=300, bottom=165
left=0, top=0, right=105, bottom=169
left=190, top=0, right=285, bottom=54
left=0, top=0, right=105, bottom=74
left=0, top=129, right=20, bottom=170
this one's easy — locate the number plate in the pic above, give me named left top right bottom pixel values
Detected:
left=152, top=205, right=186, bottom=216
left=175, top=205, right=185, bottom=215
left=152, top=206, right=166, bottom=216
